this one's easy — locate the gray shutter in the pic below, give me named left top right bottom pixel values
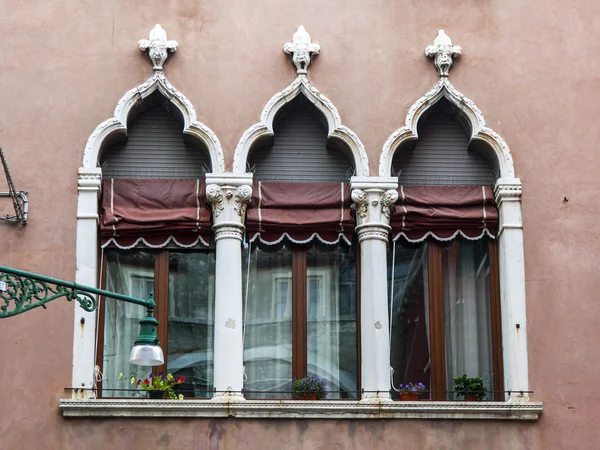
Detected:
left=100, top=106, right=211, bottom=179
left=393, top=101, right=497, bottom=186
left=249, top=96, right=354, bottom=182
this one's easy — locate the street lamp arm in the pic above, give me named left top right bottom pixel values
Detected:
left=0, top=265, right=155, bottom=318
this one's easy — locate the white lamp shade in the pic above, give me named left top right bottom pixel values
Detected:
left=129, top=344, right=164, bottom=366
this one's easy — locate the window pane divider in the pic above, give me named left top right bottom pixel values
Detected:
left=489, top=240, right=505, bottom=401
left=155, top=250, right=170, bottom=377
left=292, top=247, right=307, bottom=379
left=427, top=242, right=446, bottom=400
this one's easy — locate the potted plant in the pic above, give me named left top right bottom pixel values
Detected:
left=128, top=372, right=186, bottom=399
left=289, top=375, right=328, bottom=400
left=396, top=382, right=426, bottom=401
left=452, top=374, right=488, bottom=401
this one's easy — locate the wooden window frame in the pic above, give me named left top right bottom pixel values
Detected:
left=251, top=242, right=360, bottom=398
left=96, top=248, right=214, bottom=399
left=394, top=238, right=503, bottom=401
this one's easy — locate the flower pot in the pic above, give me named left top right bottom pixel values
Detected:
left=464, top=394, right=479, bottom=402
left=398, top=392, right=419, bottom=401
left=293, top=393, right=318, bottom=400
left=148, top=390, right=165, bottom=399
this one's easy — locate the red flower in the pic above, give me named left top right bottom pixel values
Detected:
left=144, top=378, right=150, bottom=385
left=136, top=380, right=141, bottom=386
left=177, top=376, right=185, bottom=383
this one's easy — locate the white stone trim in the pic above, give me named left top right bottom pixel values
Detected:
left=82, top=71, right=224, bottom=173
left=378, top=78, right=514, bottom=179
left=59, top=399, right=542, bottom=421
left=233, top=75, right=369, bottom=177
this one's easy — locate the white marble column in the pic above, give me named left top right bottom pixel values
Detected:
left=71, top=167, right=102, bottom=398
left=350, top=177, right=398, bottom=402
left=495, top=178, right=529, bottom=400
left=206, top=173, right=253, bottom=401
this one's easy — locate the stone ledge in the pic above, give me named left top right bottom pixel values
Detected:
left=59, top=399, right=542, bottom=420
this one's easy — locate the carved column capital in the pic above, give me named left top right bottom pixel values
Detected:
left=350, top=177, right=399, bottom=243
left=205, top=174, right=254, bottom=242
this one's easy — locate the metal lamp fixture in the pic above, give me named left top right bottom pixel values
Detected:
left=0, top=265, right=164, bottom=366
left=129, top=297, right=164, bottom=366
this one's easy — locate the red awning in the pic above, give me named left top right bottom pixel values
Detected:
left=391, top=185, right=498, bottom=242
left=99, top=178, right=211, bottom=248
left=246, top=181, right=354, bottom=245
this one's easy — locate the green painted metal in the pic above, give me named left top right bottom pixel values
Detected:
left=0, top=265, right=156, bottom=318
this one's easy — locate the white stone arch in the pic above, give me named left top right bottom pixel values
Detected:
left=379, top=78, right=514, bottom=180
left=232, top=75, right=369, bottom=177
left=82, top=72, right=224, bottom=173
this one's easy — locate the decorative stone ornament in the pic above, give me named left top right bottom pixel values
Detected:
left=425, top=30, right=462, bottom=78
left=139, top=24, right=179, bottom=71
left=283, top=26, right=320, bottom=75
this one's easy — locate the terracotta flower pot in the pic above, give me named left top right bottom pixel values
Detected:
left=464, top=394, right=479, bottom=402
left=293, top=393, right=318, bottom=400
left=399, top=392, right=419, bottom=401
left=148, top=390, right=165, bottom=399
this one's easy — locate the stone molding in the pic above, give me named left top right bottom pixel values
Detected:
left=379, top=79, right=515, bottom=180
left=233, top=52, right=368, bottom=176
left=59, top=399, right=542, bottom=421
left=495, top=179, right=523, bottom=204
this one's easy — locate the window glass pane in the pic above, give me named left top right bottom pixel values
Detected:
left=388, top=242, right=431, bottom=399
left=167, top=251, right=215, bottom=398
left=443, top=239, right=493, bottom=400
left=243, top=242, right=293, bottom=398
left=102, top=249, right=155, bottom=397
left=306, top=242, right=358, bottom=399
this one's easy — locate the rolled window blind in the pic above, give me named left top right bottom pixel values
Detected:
left=393, top=100, right=497, bottom=186
left=100, top=103, right=211, bottom=179
left=249, top=96, right=354, bottom=182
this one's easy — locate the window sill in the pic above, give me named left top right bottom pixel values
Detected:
left=59, top=398, right=542, bottom=420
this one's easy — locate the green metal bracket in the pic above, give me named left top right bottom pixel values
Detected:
left=0, top=265, right=156, bottom=319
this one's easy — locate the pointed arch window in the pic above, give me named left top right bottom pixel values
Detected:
left=388, top=98, right=504, bottom=401
left=97, top=92, right=216, bottom=399
left=242, top=95, right=359, bottom=399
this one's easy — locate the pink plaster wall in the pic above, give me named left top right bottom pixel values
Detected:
left=0, top=0, right=598, bottom=448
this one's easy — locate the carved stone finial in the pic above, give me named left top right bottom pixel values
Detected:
left=138, top=24, right=179, bottom=72
left=283, top=25, right=320, bottom=75
left=425, top=30, right=462, bottom=78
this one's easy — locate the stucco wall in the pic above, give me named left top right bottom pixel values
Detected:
left=0, top=0, right=599, bottom=448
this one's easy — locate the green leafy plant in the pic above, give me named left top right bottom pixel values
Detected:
left=122, top=372, right=186, bottom=400
left=289, top=375, right=328, bottom=400
left=452, top=374, right=488, bottom=400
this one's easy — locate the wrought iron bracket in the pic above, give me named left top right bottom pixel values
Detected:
left=0, top=265, right=156, bottom=319
left=0, top=147, right=28, bottom=225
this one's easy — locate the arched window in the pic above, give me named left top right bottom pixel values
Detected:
left=97, top=92, right=215, bottom=399
left=388, top=99, right=504, bottom=401
left=242, top=95, right=359, bottom=399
